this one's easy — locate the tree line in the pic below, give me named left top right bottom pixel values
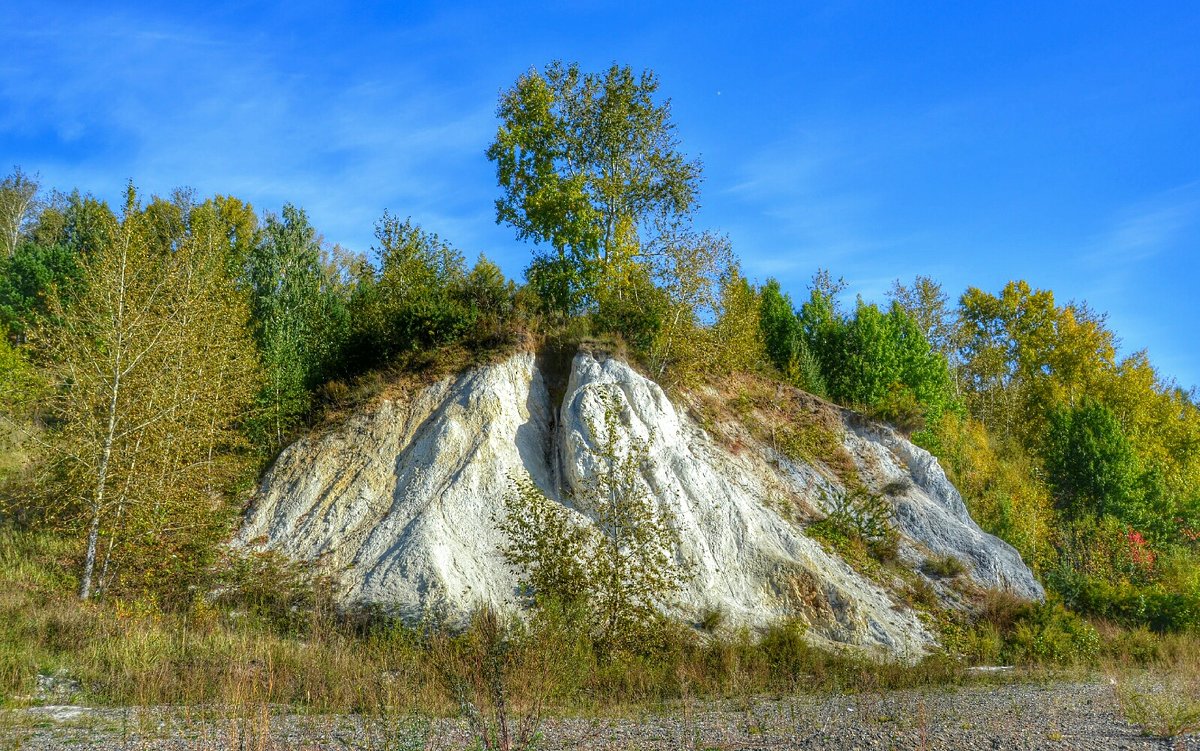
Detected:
left=1, top=60, right=1198, bottom=633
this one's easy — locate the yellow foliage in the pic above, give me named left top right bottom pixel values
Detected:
left=933, top=414, right=1054, bottom=571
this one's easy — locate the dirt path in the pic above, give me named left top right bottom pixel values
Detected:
left=6, top=679, right=1197, bottom=750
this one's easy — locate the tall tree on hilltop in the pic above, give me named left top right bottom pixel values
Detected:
left=487, top=61, right=702, bottom=315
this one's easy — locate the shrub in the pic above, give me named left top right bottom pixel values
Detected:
left=975, top=589, right=1035, bottom=633
left=758, top=619, right=813, bottom=680
left=208, top=548, right=332, bottom=634
left=922, top=555, right=968, bottom=579
left=499, top=390, right=687, bottom=654
left=808, top=486, right=899, bottom=564
left=592, top=264, right=669, bottom=352
left=1115, top=670, right=1200, bottom=739
left=697, top=606, right=725, bottom=633
left=903, top=578, right=940, bottom=609
left=431, top=607, right=557, bottom=751
left=1002, top=602, right=1100, bottom=664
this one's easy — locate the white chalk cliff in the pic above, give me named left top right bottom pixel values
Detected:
left=238, top=350, right=1042, bottom=656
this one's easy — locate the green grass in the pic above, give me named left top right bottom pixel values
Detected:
left=2, top=524, right=1198, bottom=746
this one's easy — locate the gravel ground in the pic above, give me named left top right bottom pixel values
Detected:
left=5, top=679, right=1197, bottom=750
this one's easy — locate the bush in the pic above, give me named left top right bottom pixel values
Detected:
left=208, top=548, right=331, bottom=634
left=975, top=589, right=1035, bottom=633
left=871, top=382, right=927, bottom=435
left=808, top=486, right=899, bottom=564
left=758, top=619, right=813, bottom=680
left=922, top=555, right=968, bottom=579
left=1046, top=529, right=1200, bottom=633
left=499, top=390, right=687, bottom=654
left=592, top=264, right=669, bottom=353
left=1116, top=670, right=1200, bottom=739
left=1002, top=602, right=1100, bottom=665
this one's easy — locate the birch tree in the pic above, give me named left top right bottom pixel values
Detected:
left=488, top=61, right=701, bottom=315
left=42, top=187, right=260, bottom=601
left=0, top=167, right=41, bottom=258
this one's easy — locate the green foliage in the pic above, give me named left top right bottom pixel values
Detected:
left=757, top=619, right=813, bottom=678
left=488, top=60, right=701, bottom=317
left=887, top=275, right=957, bottom=358
left=458, top=255, right=517, bottom=342
left=1002, top=601, right=1101, bottom=664
left=499, top=474, right=593, bottom=609
left=1046, top=564, right=1200, bottom=634
left=1044, top=398, right=1142, bottom=523
left=0, top=337, right=42, bottom=490
left=209, top=548, right=330, bottom=633
left=956, top=280, right=1116, bottom=445
left=500, top=391, right=686, bottom=654
left=932, top=413, right=1054, bottom=571
left=945, top=589, right=1103, bottom=666
left=1042, top=513, right=1200, bottom=633
left=246, top=203, right=349, bottom=450
left=808, top=486, right=899, bottom=565
left=640, top=224, right=736, bottom=384
left=0, top=192, right=117, bottom=343
left=759, top=279, right=826, bottom=396
left=347, top=214, right=485, bottom=371
left=0, top=336, right=39, bottom=415
left=592, top=262, right=670, bottom=352
left=760, top=279, right=802, bottom=370
left=779, top=270, right=957, bottom=433
left=0, top=240, right=83, bottom=341
left=825, top=300, right=956, bottom=430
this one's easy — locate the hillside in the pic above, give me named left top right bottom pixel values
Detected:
left=239, top=347, right=1040, bottom=656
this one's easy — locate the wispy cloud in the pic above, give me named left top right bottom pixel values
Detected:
left=0, top=4, right=504, bottom=256
left=1089, top=182, right=1200, bottom=267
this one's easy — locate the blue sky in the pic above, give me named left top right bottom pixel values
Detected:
left=2, top=1, right=1198, bottom=389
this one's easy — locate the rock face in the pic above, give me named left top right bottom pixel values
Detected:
left=238, top=350, right=1042, bottom=656
left=841, top=421, right=1043, bottom=600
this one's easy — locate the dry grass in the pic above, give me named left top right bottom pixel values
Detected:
left=1099, top=626, right=1200, bottom=739
left=682, top=370, right=859, bottom=519
left=309, top=335, right=526, bottom=433
left=1, top=526, right=973, bottom=717
left=1113, top=670, right=1200, bottom=740
left=4, top=525, right=1199, bottom=749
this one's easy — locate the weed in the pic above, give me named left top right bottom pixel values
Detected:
left=697, top=607, right=725, bottom=633
left=807, top=486, right=899, bottom=565
left=921, top=555, right=967, bottom=579
left=1114, top=671, right=1200, bottom=740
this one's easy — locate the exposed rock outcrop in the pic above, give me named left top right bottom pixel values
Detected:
left=238, top=349, right=1042, bottom=656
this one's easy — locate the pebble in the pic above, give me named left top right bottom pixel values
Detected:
left=4, top=679, right=1197, bottom=750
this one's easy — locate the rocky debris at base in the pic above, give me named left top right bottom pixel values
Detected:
left=7, top=679, right=1197, bottom=750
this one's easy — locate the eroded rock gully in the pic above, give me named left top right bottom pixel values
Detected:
left=238, top=350, right=1042, bottom=656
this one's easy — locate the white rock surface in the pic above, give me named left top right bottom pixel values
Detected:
left=238, top=353, right=553, bottom=618
left=841, top=420, right=1044, bottom=600
left=239, top=350, right=1043, bottom=656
